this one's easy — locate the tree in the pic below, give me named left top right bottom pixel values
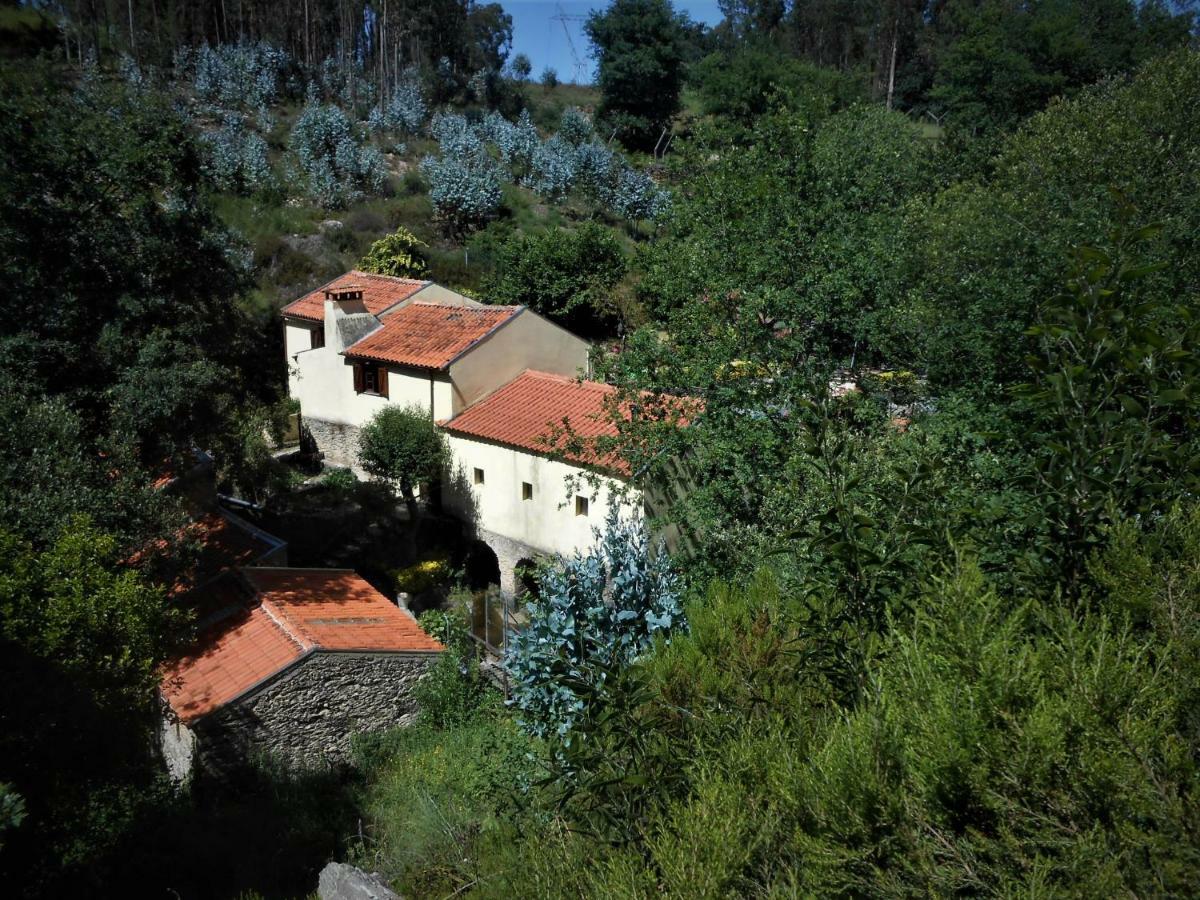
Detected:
left=483, top=224, right=627, bottom=337
left=290, top=101, right=386, bottom=207
left=358, top=405, right=451, bottom=526
left=586, top=0, right=692, bottom=151
left=510, top=52, right=532, bottom=82
left=0, top=518, right=183, bottom=893
left=1017, top=222, right=1200, bottom=595
left=505, top=507, right=684, bottom=741
left=883, top=49, right=1200, bottom=388
left=359, top=227, right=430, bottom=279
left=540, top=66, right=559, bottom=90
left=0, top=64, right=274, bottom=477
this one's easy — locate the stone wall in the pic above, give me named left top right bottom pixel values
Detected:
left=477, top=527, right=544, bottom=595
left=194, top=650, right=437, bottom=772
left=304, top=416, right=362, bottom=468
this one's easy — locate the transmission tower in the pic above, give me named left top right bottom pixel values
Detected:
left=550, top=3, right=590, bottom=84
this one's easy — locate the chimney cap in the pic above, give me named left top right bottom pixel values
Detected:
left=325, top=285, right=365, bottom=302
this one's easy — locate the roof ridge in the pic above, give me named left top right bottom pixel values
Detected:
left=259, top=596, right=318, bottom=652
left=349, top=269, right=430, bottom=285
left=519, top=370, right=615, bottom=392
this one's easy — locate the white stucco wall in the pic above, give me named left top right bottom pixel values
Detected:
left=284, top=319, right=318, bottom=358
left=290, top=346, right=453, bottom=426
left=443, top=434, right=638, bottom=559
left=447, top=312, right=590, bottom=414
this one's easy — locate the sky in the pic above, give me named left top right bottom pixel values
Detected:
left=505, top=1, right=725, bottom=84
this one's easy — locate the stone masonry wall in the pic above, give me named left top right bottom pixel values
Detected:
left=195, top=650, right=437, bottom=772
left=477, top=527, right=545, bottom=595
left=304, top=417, right=362, bottom=469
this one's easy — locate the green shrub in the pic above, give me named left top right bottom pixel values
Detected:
left=352, top=720, right=537, bottom=897
left=319, top=467, right=357, bottom=493
left=392, top=558, right=449, bottom=596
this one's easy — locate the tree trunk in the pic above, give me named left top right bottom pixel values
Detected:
left=886, top=18, right=898, bottom=111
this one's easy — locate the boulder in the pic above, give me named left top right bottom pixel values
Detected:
left=317, top=862, right=401, bottom=900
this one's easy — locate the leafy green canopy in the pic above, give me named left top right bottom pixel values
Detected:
left=359, top=226, right=430, bottom=279
left=0, top=518, right=183, bottom=894
left=482, top=224, right=626, bottom=337
left=887, top=49, right=1200, bottom=388
left=357, top=405, right=451, bottom=509
left=586, top=0, right=694, bottom=151
left=0, top=66, right=276, bottom=478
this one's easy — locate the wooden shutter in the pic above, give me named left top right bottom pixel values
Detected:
left=353, top=362, right=364, bottom=393
left=377, top=366, right=389, bottom=398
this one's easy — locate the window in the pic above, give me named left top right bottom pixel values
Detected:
left=474, top=468, right=485, bottom=485
left=575, top=495, right=589, bottom=517
left=310, top=327, right=325, bottom=350
left=352, top=362, right=389, bottom=398
left=522, top=482, right=533, bottom=501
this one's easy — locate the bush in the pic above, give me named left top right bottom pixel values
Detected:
left=369, top=66, right=427, bottom=134
left=505, top=507, right=685, bottom=740
left=393, top=559, right=450, bottom=596
left=290, top=102, right=386, bottom=208
left=358, top=226, right=429, bottom=278
left=201, top=113, right=273, bottom=195
left=420, top=152, right=503, bottom=234
left=527, top=134, right=578, bottom=200
left=319, top=467, right=357, bottom=493
left=559, top=106, right=593, bottom=144
left=540, top=67, right=559, bottom=90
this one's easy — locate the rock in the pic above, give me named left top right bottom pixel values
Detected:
left=318, top=862, right=401, bottom=900
left=319, top=219, right=345, bottom=232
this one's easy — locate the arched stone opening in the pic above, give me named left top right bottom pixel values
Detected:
left=463, top=539, right=501, bottom=591
left=514, top=557, right=540, bottom=603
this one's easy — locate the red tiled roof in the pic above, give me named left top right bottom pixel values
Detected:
left=346, top=302, right=521, bottom=370
left=440, top=370, right=630, bottom=475
left=243, top=569, right=444, bottom=653
left=281, top=270, right=429, bottom=322
left=161, top=604, right=304, bottom=725
left=161, top=569, right=442, bottom=724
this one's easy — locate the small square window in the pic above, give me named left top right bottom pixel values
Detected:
left=575, top=495, right=589, bottom=517
left=310, top=328, right=325, bottom=350
left=473, top=468, right=485, bottom=485
left=522, top=482, right=533, bottom=501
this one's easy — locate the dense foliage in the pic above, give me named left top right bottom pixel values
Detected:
left=482, top=223, right=626, bottom=336
left=359, top=226, right=430, bottom=279
left=586, top=0, right=694, bottom=151
left=6, top=3, right=1200, bottom=897
left=357, top=404, right=451, bottom=519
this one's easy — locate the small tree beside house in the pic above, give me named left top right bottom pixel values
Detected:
left=358, top=405, right=450, bottom=552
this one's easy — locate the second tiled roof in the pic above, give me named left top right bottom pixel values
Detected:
left=346, top=302, right=522, bottom=370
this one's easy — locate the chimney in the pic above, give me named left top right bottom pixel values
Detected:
left=324, top=285, right=366, bottom=312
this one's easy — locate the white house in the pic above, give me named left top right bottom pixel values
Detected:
left=283, top=270, right=590, bottom=466
left=440, top=370, right=640, bottom=592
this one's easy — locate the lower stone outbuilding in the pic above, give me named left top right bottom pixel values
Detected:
left=160, top=567, right=442, bottom=777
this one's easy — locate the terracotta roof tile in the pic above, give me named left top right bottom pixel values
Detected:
left=161, top=604, right=304, bottom=724
left=441, top=370, right=630, bottom=474
left=161, top=569, right=442, bottom=724
left=187, top=512, right=279, bottom=585
left=281, top=270, right=429, bottom=322
left=243, top=568, right=444, bottom=653
left=347, top=302, right=521, bottom=370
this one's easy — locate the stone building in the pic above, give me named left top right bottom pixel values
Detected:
left=160, top=567, right=442, bottom=777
